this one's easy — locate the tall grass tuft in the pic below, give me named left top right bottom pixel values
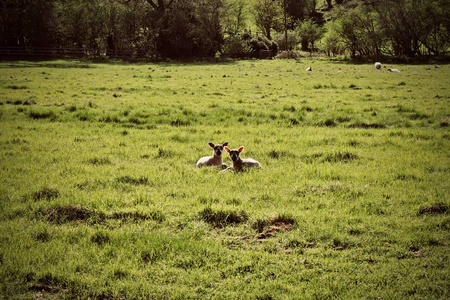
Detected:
left=198, top=207, right=248, bottom=228
left=32, top=187, right=60, bottom=201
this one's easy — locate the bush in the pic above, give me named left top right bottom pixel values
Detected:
left=222, top=35, right=252, bottom=58
left=221, top=33, right=279, bottom=58
left=248, top=35, right=278, bottom=57
left=273, top=30, right=300, bottom=51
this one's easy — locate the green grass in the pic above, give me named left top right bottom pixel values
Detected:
left=0, top=58, right=449, bottom=299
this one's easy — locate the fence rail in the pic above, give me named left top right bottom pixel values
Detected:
left=0, top=47, right=148, bottom=58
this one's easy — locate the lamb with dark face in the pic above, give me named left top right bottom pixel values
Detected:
left=224, top=146, right=261, bottom=171
left=196, top=142, right=229, bottom=168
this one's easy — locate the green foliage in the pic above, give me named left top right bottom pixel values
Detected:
left=326, top=0, right=450, bottom=57
left=273, top=30, right=300, bottom=51
left=296, top=19, right=325, bottom=52
left=1, top=0, right=448, bottom=58
left=222, top=35, right=253, bottom=58
left=252, top=0, right=283, bottom=39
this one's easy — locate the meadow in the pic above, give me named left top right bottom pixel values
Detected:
left=0, top=58, right=449, bottom=299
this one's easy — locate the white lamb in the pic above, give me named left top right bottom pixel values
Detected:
left=224, top=146, right=261, bottom=171
left=196, top=142, right=228, bottom=168
left=375, top=62, right=381, bottom=69
left=388, top=68, right=400, bottom=73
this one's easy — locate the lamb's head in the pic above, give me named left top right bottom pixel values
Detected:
left=209, top=142, right=229, bottom=157
left=224, top=146, right=244, bottom=162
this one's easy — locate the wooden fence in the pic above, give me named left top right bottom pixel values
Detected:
left=0, top=47, right=147, bottom=59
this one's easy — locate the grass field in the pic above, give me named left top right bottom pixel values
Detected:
left=0, top=58, right=449, bottom=299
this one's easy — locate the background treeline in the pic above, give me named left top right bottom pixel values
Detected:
left=0, top=0, right=449, bottom=59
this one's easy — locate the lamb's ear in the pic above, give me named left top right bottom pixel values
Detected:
left=238, top=146, right=244, bottom=153
left=224, top=147, right=230, bottom=153
left=222, top=142, right=229, bottom=147
left=208, top=142, right=215, bottom=148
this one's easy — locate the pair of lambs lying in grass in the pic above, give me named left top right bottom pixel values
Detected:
left=196, top=142, right=261, bottom=171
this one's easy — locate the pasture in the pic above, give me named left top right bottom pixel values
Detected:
left=0, top=58, right=449, bottom=299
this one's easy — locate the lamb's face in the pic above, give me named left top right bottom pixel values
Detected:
left=213, top=145, right=225, bottom=157
left=228, top=150, right=240, bottom=162
left=224, top=146, right=244, bottom=162
left=209, top=142, right=228, bottom=157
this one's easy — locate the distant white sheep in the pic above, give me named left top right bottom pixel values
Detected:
left=306, top=67, right=312, bottom=71
left=224, top=146, right=260, bottom=171
left=375, top=62, right=381, bottom=69
left=387, top=68, right=400, bottom=73
left=196, top=142, right=228, bottom=168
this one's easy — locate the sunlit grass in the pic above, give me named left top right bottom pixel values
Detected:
left=0, top=59, right=449, bottom=299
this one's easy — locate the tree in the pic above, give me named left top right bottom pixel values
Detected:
left=326, top=3, right=382, bottom=57
left=321, top=22, right=345, bottom=56
left=375, top=0, right=450, bottom=56
left=122, top=0, right=173, bottom=11
left=285, top=0, right=316, bottom=26
left=0, top=0, right=59, bottom=48
left=296, top=19, right=324, bottom=54
left=252, top=0, right=282, bottom=39
left=273, top=30, right=299, bottom=51
left=191, top=0, right=226, bottom=57
left=222, top=0, right=248, bottom=36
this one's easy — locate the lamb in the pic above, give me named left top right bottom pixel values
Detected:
left=196, top=142, right=228, bottom=168
left=224, top=146, right=261, bottom=171
left=388, top=68, right=400, bottom=73
left=375, top=62, right=381, bottom=69
left=306, top=67, right=312, bottom=71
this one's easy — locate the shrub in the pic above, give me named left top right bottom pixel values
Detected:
left=222, top=35, right=252, bottom=58
left=273, top=30, right=300, bottom=51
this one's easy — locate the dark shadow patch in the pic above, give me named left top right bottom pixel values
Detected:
left=30, top=272, right=67, bottom=294
left=170, top=119, right=191, bottom=126
left=87, top=157, right=111, bottom=165
left=5, top=85, right=28, bottom=90
left=155, top=148, right=176, bottom=158
left=28, top=109, right=57, bottom=120
left=348, top=228, right=363, bottom=235
left=408, top=112, right=429, bottom=120
left=198, top=207, right=248, bottom=228
left=394, top=173, right=418, bottom=181
left=33, top=229, right=51, bottom=242
left=321, top=118, right=337, bottom=127
left=115, top=176, right=148, bottom=185
left=141, top=250, right=161, bottom=264
left=303, top=151, right=358, bottom=164
left=283, top=105, right=296, bottom=112
left=417, top=203, right=448, bottom=216
left=113, top=269, right=128, bottom=279
left=75, top=180, right=106, bottom=190
left=111, top=210, right=165, bottom=223
left=267, top=150, right=296, bottom=159
left=91, top=231, right=110, bottom=245
left=332, top=238, right=351, bottom=251
left=44, top=205, right=105, bottom=224
left=32, top=187, right=60, bottom=201
left=347, top=122, right=386, bottom=129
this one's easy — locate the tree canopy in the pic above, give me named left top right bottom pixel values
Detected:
left=0, top=0, right=448, bottom=58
